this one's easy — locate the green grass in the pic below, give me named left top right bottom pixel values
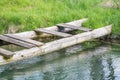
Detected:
left=0, top=0, right=120, bottom=34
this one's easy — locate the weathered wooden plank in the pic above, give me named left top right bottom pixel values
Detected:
left=56, top=23, right=92, bottom=32
left=4, top=34, right=44, bottom=47
left=0, top=35, right=36, bottom=48
left=0, top=48, right=14, bottom=58
left=35, top=28, right=72, bottom=38
left=9, top=18, right=88, bottom=38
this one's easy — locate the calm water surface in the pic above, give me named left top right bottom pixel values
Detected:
left=0, top=44, right=120, bottom=80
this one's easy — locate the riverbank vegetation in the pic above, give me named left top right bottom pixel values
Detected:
left=0, top=0, right=119, bottom=34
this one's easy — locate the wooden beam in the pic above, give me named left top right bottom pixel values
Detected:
left=4, top=34, right=44, bottom=47
left=35, top=28, right=72, bottom=38
left=0, top=48, right=14, bottom=58
left=0, top=35, right=36, bottom=48
left=56, top=23, right=92, bottom=32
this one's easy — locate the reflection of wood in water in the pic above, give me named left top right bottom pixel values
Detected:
left=90, top=56, right=104, bottom=80
left=90, top=54, right=115, bottom=80
left=0, top=45, right=111, bottom=80
left=104, top=58, right=115, bottom=80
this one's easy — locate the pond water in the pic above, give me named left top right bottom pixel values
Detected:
left=0, top=43, right=120, bottom=80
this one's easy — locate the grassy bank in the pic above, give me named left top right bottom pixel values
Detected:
left=0, top=0, right=120, bottom=34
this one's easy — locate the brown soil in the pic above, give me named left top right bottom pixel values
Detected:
left=100, top=0, right=120, bottom=9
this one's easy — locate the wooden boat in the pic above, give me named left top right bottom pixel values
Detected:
left=0, top=18, right=112, bottom=65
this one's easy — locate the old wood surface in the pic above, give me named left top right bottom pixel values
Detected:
left=56, top=23, right=92, bottom=32
left=35, top=28, right=72, bottom=37
left=0, top=25, right=112, bottom=66
left=4, top=34, right=44, bottom=47
left=0, top=48, right=14, bottom=58
left=0, top=18, right=112, bottom=66
left=13, top=18, right=88, bottom=38
left=0, top=35, right=36, bottom=48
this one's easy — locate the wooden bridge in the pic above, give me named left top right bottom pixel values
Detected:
left=0, top=18, right=112, bottom=65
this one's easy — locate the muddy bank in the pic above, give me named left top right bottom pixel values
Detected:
left=100, top=34, right=120, bottom=43
left=101, top=0, right=120, bottom=9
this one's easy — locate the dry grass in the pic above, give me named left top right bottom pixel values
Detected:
left=101, top=0, right=120, bottom=8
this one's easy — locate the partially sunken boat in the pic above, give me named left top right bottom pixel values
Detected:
left=0, top=18, right=112, bottom=65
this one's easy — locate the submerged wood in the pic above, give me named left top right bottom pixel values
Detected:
left=0, top=24, right=112, bottom=65
left=0, top=48, right=14, bottom=58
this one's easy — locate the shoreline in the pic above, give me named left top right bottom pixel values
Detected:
left=100, top=34, right=120, bottom=44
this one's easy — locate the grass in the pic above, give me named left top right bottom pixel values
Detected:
left=0, top=0, right=120, bottom=34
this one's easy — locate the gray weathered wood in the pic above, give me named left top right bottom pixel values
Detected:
left=0, top=35, right=36, bottom=48
left=5, top=25, right=111, bottom=63
left=13, top=18, right=88, bottom=38
left=56, top=23, right=92, bottom=32
left=0, top=25, right=112, bottom=66
left=4, top=34, right=44, bottom=47
left=35, top=28, right=72, bottom=38
left=0, top=48, right=14, bottom=58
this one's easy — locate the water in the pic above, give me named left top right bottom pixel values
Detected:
left=0, top=43, right=120, bottom=80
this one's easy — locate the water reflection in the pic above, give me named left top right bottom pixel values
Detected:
left=0, top=44, right=120, bottom=80
left=90, top=55, right=105, bottom=80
